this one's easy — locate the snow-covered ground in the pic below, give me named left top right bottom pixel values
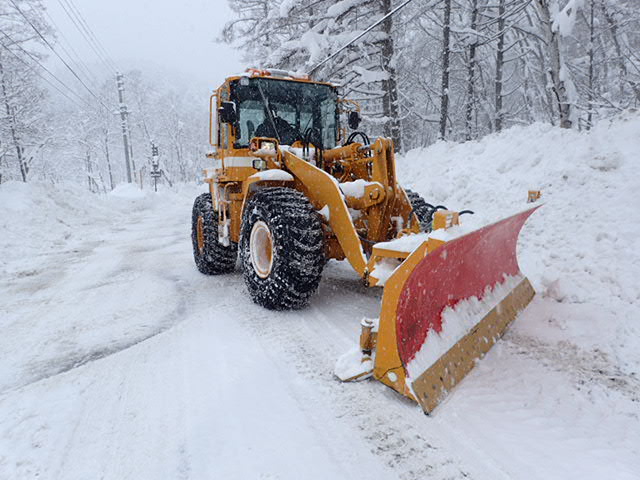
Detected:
left=1, top=113, right=639, bottom=479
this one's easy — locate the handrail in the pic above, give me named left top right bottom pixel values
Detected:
left=209, top=92, right=218, bottom=147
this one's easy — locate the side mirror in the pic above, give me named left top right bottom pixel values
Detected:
left=348, top=111, right=361, bottom=130
left=218, top=101, right=237, bottom=124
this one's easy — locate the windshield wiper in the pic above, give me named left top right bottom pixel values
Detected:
left=256, top=83, right=281, bottom=143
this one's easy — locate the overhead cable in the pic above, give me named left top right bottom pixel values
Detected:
left=8, top=0, right=110, bottom=110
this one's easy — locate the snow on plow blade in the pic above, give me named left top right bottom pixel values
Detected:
left=371, top=206, right=540, bottom=414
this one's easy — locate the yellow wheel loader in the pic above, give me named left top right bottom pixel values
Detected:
left=191, top=68, right=540, bottom=413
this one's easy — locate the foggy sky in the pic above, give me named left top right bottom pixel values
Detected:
left=45, top=0, right=244, bottom=92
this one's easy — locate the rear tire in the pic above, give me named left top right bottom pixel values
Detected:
left=406, top=189, right=436, bottom=232
left=191, top=193, right=237, bottom=275
left=240, top=187, right=325, bottom=310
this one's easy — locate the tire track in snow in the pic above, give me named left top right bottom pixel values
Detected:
left=0, top=218, right=194, bottom=397
left=505, top=333, right=640, bottom=403
left=0, top=191, right=196, bottom=398
left=234, top=296, right=476, bottom=480
left=0, top=290, right=189, bottom=398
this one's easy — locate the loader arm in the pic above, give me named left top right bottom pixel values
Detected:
left=283, top=150, right=368, bottom=276
left=366, top=138, right=398, bottom=243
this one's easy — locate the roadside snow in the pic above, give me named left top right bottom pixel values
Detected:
left=399, top=111, right=640, bottom=377
left=109, top=183, right=146, bottom=199
left=395, top=111, right=640, bottom=479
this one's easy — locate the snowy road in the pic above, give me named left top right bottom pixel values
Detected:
left=0, top=185, right=470, bottom=479
left=1, top=176, right=639, bottom=479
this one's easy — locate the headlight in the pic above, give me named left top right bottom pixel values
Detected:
left=253, top=159, right=267, bottom=171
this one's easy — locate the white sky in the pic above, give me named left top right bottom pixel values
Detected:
left=45, top=0, right=244, bottom=92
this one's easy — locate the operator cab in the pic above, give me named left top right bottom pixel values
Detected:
left=233, top=75, right=338, bottom=149
left=211, top=68, right=361, bottom=157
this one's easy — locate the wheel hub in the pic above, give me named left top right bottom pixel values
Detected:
left=196, top=216, right=205, bottom=254
left=250, top=220, right=274, bottom=279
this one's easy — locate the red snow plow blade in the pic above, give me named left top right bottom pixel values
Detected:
left=343, top=206, right=540, bottom=414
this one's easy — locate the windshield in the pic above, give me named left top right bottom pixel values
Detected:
left=231, top=77, right=338, bottom=149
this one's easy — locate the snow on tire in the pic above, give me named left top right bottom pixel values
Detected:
left=240, top=187, right=325, bottom=310
left=191, top=193, right=237, bottom=275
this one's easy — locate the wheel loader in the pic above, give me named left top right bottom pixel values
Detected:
left=191, top=68, right=540, bottom=414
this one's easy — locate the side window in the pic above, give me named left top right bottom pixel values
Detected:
left=320, top=100, right=337, bottom=148
left=220, top=124, right=229, bottom=150
left=237, top=99, right=265, bottom=146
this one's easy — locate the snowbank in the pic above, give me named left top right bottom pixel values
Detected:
left=109, top=183, right=146, bottom=199
left=0, top=181, right=197, bottom=277
left=398, top=110, right=640, bottom=376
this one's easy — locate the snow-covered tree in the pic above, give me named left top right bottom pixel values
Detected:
left=221, top=0, right=403, bottom=148
left=0, top=0, right=53, bottom=182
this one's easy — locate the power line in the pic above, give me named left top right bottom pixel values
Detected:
left=56, top=0, right=117, bottom=74
left=55, top=0, right=114, bottom=75
left=0, top=37, right=90, bottom=110
left=308, top=0, right=422, bottom=76
left=42, top=7, right=100, bottom=86
left=8, top=0, right=110, bottom=109
left=0, top=29, right=94, bottom=108
left=64, top=0, right=119, bottom=71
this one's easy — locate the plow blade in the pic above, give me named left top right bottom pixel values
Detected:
left=372, top=206, right=540, bottom=414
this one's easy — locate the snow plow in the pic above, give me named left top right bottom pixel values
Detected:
left=335, top=206, right=539, bottom=413
left=193, top=68, right=540, bottom=412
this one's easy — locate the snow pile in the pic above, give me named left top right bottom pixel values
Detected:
left=0, top=181, right=198, bottom=392
left=335, top=345, right=373, bottom=381
left=398, top=110, right=640, bottom=376
left=0, top=181, right=194, bottom=278
left=339, top=179, right=381, bottom=198
left=374, top=232, right=430, bottom=253
left=0, top=182, right=113, bottom=277
left=369, top=257, right=402, bottom=286
left=109, top=183, right=146, bottom=199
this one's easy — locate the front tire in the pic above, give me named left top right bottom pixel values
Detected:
left=191, top=193, right=237, bottom=275
left=240, top=187, right=325, bottom=310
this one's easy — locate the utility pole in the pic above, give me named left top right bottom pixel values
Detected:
left=150, top=142, right=160, bottom=192
left=116, top=72, right=133, bottom=183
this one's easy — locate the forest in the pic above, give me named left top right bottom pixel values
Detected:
left=1, top=0, right=639, bottom=188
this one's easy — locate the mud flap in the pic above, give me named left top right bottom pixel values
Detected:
left=373, top=206, right=540, bottom=414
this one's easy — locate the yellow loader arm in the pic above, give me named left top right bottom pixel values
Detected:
left=282, top=137, right=418, bottom=282
left=284, top=150, right=368, bottom=276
